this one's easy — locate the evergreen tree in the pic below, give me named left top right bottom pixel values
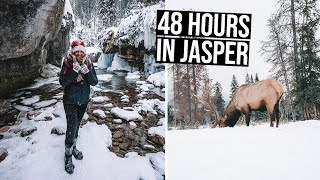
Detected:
left=168, top=104, right=174, bottom=126
left=245, top=73, right=250, bottom=84
left=123, top=0, right=143, bottom=17
left=255, top=73, right=259, bottom=82
left=260, top=0, right=320, bottom=121
left=230, top=74, right=239, bottom=98
left=250, top=75, right=254, bottom=83
left=214, top=82, right=225, bottom=117
left=295, top=0, right=320, bottom=119
left=99, top=0, right=117, bottom=27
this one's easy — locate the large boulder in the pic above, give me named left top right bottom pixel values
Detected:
left=46, top=11, right=74, bottom=66
left=0, top=0, right=66, bottom=96
left=46, top=26, right=70, bottom=66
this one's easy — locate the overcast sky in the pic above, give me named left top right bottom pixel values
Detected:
left=166, top=0, right=279, bottom=102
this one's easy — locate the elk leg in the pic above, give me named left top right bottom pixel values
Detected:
left=270, top=112, right=275, bottom=127
left=245, top=112, right=251, bottom=126
left=275, top=102, right=280, bottom=128
left=266, top=101, right=276, bottom=127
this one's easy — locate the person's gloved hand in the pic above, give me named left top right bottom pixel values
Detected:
left=73, top=62, right=82, bottom=73
left=80, top=64, right=89, bottom=74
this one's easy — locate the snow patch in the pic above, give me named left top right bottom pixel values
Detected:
left=147, top=71, right=165, bottom=87
left=148, top=152, right=165, bottom=176
left=93, top=109, right=106, bottom=118
left=134, top=99, right=165, bottom=115
left=19, top=77, right=59, bottom=91
left=103, top=103, right=114, bottom=108
left=168, top=120, right=320, bottom=180
left=13, top=105, right=33, bottom=112
left=125, top=71, right=141, bottom=81
left=148, top=126, right=165, bottom=138
left=91, top=96, right=110, bottom=103
left=20, top=96, right=40, bottom=106
left=111, top=107, right=143, bottom=121
left=97, top=74, right=113, bottom=82
left=32, top=99, right=58, bottom=109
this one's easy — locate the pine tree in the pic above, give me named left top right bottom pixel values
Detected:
left=255, top=73, right=259, bottom=82
left=250, top=75, right=254, bottom=83
left=214, top=82, right=225, bottom=117
left=261, top=0, right=320, bottom=121
left=123, top=0, right=142, bottom=17
left=245, top=73, right=250, bottom=84
left=295, top=0, right=320, bottom=120
left=230, top=74, right=239, bottom=98
left=99, top=0, right=117, bottom=27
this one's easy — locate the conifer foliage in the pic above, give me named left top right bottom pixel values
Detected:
left=260, top=0, right=320, bottom=120
left=230, top=74, right=239, bottom=99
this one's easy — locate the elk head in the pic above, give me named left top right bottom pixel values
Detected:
left=219, top=115, right=227, bottom=127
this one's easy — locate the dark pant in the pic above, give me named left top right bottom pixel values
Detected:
left=64, top=103, right=87, bottom=149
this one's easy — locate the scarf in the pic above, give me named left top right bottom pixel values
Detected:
left=62, top=53, right=92, bottom=76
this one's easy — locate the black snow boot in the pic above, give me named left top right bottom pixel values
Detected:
left=65, top=155, right=75, bottom=174
left=65, top=146, right=75, bottom=174
left=72, top=146, right=83, bottom=160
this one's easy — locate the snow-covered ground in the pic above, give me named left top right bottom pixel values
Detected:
left=168, top=121, right=320, bottom=180
left=0, top=103, right=161, bottom=180
left=0, top=63, right=165, bottom=180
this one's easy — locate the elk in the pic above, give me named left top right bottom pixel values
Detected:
left=219, top=79, right=284, bottom=128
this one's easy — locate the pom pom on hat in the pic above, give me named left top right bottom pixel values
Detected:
left=71, top=40, right=86, bottom=53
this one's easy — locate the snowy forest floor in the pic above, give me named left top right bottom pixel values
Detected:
left=168, top=120, right=320, bottom=180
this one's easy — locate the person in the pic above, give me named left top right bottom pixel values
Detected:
left=59, top=40, right=98, bottom=174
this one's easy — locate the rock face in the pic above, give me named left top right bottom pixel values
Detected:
left=46, top=12, right=74, bottom=66
left=0, top=99, right=18, bottom=127
left=0, top=0, right=66, bottom=96
left=46, top=28, right=70, bottom=67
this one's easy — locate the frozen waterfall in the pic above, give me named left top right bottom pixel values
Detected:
left=97, top=53, right=114, bottom=69
left=144, top=54, right=165, bottom=74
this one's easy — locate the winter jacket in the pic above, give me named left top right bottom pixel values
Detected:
left=59, top=54, right=98, bottom=105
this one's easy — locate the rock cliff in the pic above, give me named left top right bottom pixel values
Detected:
left=0, top=0, right=66, bottom=96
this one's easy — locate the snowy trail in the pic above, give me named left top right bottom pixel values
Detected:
left=168, top=121, right=320, bottom=180
left=0, top=103, right=158, bottom=180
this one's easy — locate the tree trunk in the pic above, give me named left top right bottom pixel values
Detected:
left=192, top=64, right=197, bottom=121
left=273, top=21, right=296, bottom=122
left=290, top=0, right=298, bottom=122
left=186, top=64, right=192, bottom=127
left=306, top=106, right=311, bottom=120
left=290, top=0, right=298, bottom=72
left=173, top=65, right=177, bottom=127
left=314, top=105, right=318, bottom=120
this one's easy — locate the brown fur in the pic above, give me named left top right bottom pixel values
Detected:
left=219, top=79, right=284, bottom=127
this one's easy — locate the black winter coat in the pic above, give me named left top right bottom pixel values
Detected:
left=59, top=55, right=98, bottom=105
